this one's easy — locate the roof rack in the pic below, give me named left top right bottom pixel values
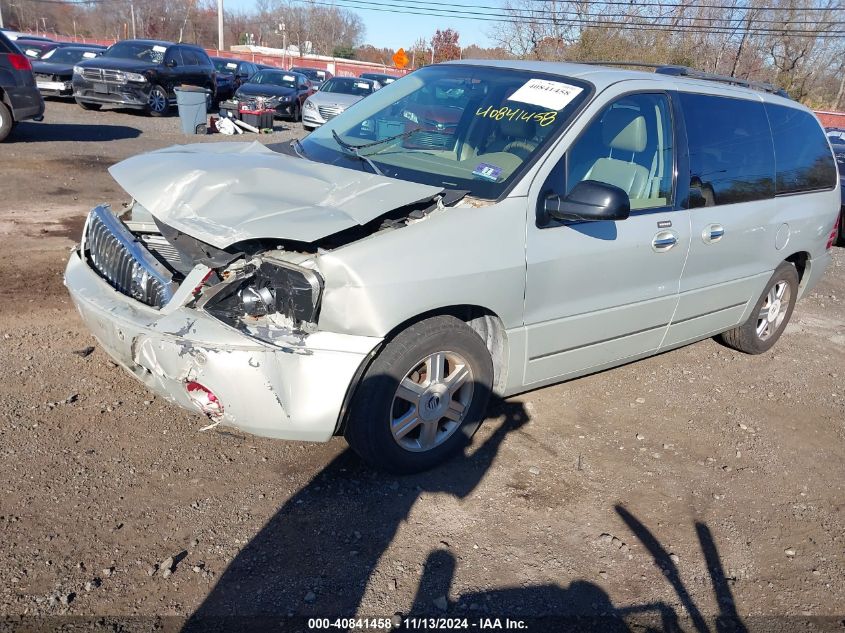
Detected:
left=579, top=61, right=790, bottom=99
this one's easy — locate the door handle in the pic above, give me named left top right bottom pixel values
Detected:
left=652, top=230, right=678, bottom=252
left=702, top=223, right=725, bottom=244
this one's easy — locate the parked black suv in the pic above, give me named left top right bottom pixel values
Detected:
left=0, top=30, right=45, bottom=141
left=72, top=39, right=216, bottom=116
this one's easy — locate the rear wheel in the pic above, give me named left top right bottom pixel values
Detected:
left=344, top=316, right=493, bottom=474
left=76, top=100, right=101, bottom=111
left=718, top=261, right=799, bottom=354
left=0, top=101, right=12, bottom=142
left=146, top=85, right=169, bottom=116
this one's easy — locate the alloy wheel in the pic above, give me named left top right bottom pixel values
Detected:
left=148, top=88, right=167, bottom=114
left=390, top=351, right=474, bottom=452
left=756, top=280, right=791, bottom=341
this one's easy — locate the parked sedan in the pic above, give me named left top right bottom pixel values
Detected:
left=359, top=72, right=399, bottom=85
left=32, top=45, right=104, bottom=97
left=234, top=69, right=313, bottom=121
left=302, top=76, right=378, bottom=130
left=290, top=66, right=332, bottom=87
left=14, top=38, right=70, bottom=60
left=211, top=56, right=259, bottom=103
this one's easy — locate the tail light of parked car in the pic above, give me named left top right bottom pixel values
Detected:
left=7, top=53, right=32, bottom=71
left=828, top=218, right=840, bottom=249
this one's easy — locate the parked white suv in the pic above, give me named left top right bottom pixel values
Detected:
left=65, top=61, right=841, bottom=473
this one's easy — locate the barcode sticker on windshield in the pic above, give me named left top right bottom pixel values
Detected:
left=507, top=79, right=583, bottom=111
left=226, top=62, right=237, bottom=69
left=283, top=75, right=295, bottom=81
left=83, top=52, right=97, bottom=58
left=25, top=49, right=39, bottom=57
left=355, top=82, right=369, bottom=89
left=152, top=45, right=167, bottom=53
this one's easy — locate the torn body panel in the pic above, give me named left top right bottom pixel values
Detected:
left=65, top=250, right=381, bottom=440
left=108, top=141, right=444, bottom=248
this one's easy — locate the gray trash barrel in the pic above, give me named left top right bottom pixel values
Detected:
left=174, top=86, right=210, bottom=135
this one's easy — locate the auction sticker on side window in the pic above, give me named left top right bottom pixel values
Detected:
left=473, top=163, right=503, bottom=182
left=152, top=45, right=167, bottom=53
left=508, top=79, right=583, bottom=111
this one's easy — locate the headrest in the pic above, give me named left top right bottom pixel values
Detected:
left=602, top=108, right=647, bottom=153
left=499, top=116, right=534, bottom=138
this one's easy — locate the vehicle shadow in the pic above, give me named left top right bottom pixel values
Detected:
left=10, top=121, right=142, bottom=142
left=182, top=382, right=531, bottom=632
left=181, top=374, right=748, bottom=633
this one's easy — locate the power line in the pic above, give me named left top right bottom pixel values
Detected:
left=299, top=0, right=845, bottom=36
left=318, top=0, right=845, bottom=26
left=517, top=0, right=844, bottom=10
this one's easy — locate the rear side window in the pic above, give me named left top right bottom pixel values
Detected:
left=0, top=32, right=16, bottom=54
left=679, top=93, right=775, bottom=207
left=181, top=48, right=200, bottom=65
left=765, top=103, right=837, bottom=194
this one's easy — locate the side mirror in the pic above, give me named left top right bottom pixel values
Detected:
left=166, top=59, right=177, bottom=68
left=543, top=180, right=630, bottom=223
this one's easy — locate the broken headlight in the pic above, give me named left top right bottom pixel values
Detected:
left=203, top=261, right=323, bottom=328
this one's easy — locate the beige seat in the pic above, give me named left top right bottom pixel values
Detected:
left=585, top=108, right=649, bottom=198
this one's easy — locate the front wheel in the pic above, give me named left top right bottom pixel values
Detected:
left=718, top=261, right=799, bottom=354
left=344, top=316, right=493, bottom=474
left=291, top=102, right=301, bottom=122
left=146, top=85, right=170, bottom=116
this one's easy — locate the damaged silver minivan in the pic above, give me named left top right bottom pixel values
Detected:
left=65, top=61, right=841, bottom=473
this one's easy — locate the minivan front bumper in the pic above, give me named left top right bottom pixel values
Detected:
left=64, top=249, right=381, bottom=442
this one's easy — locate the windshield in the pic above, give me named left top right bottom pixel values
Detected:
left=300, top=64, right=592, bottom=199
left=104, top=41, right=166, bottom=63
left=251, top=71, right=297, bottom=88
left=321, top=77, right=374, bottom=96
left=214, top=58, right=238, bottom=73
left=42, top=47, right=98, bottom=64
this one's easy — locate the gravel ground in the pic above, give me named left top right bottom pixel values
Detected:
left=0, top=100, right=844, bottom=632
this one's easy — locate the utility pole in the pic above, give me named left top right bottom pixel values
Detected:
left=0, top=3, right=4, bottom=29
left=130, top=1, right=136, bottom=39
left=217, top=0, right=224, bottom=52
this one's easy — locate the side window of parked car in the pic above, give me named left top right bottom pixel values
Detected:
left=566, top=92, right=675, bottom=211
left=164, top=47, right=183, bottom=68
left=181, top=48, right=200, bottom=66
left=765, top=103, right=837, bottom=194
left=679, top=93, right=775, bottom=208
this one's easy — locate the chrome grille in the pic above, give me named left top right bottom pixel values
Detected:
left=84, top=206, right=178, bottom=308
left=80, top=67, right=126, bottom=83
left=318, top=105, right=343, bottom=121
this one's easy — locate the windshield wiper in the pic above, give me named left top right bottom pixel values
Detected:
left=332, top=130, right=385, bottom=176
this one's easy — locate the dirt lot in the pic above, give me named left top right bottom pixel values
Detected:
left=0, top=100, right=844, bottom=632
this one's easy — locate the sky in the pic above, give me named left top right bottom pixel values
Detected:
left=226, top=0, right=498, bottom=50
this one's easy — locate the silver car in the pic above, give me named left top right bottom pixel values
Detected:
left=302, top=76, right=379, bottom=130
left=65, top=61, right=841, bottom=473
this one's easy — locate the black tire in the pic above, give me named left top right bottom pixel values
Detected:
left=76, top=100, right=101, bottom=111
left=344, top=316, right=493, bottom=474
left=291, top=102, right=301, bottom=122
left=838, top=210, right=844, bottom=246
left=145, top=85, right=170, bottom=117
left=718, top=261, right=799, bottom=354
left=0, top=101, right=12, bottom=142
